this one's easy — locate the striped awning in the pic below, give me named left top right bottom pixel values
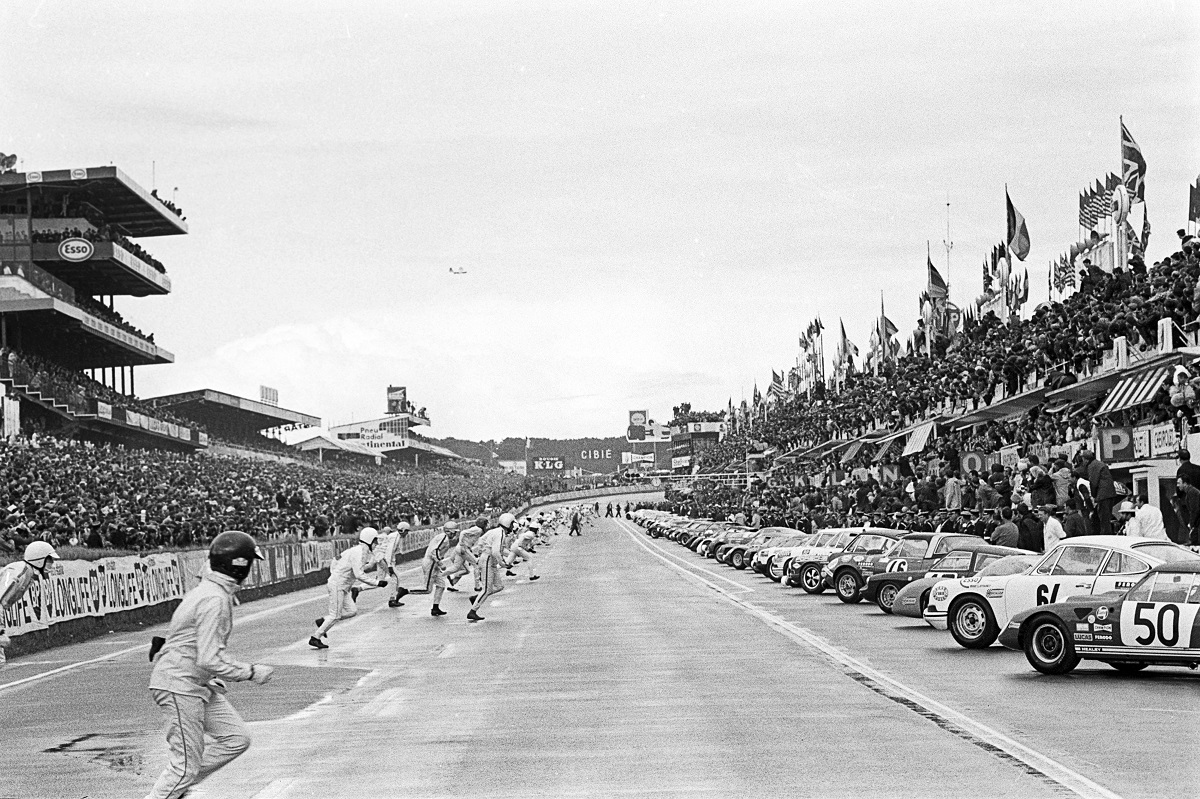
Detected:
left=840, top=439, right=865, bottom=463
left=1094, top=366, right=1171, bottom=417
left=902, top=421, right=936, bottom=457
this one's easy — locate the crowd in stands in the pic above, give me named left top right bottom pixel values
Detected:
left=672, top=236, right=1200, bottom=549
left=0, top=435, right=547, bottom=556
left=32, top=225, right=168, bottom=274
left=149, top=189, right=185, bottom=221
left=0, top=347, right=197, bottom=431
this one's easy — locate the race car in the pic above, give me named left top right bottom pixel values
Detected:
left=784, top=528, right=898, bottom=593
left=819, top=530, right=904, bottom=603
left=1000, top=562, right=1200, bottom=675
left=825, top=531, right=976, bottom=604
left=711, top=527, right=763, bottom=563
left=890, top=549, right=1035, bottom=618
left=717, top=527, right=795, bottom=569
left=924, top=536, right=1200, bottom=649
left=696, top=524, right=746, bottom=557
left=750, top=531, right=811, bottom=575
left=768, top=529, right=846, bottom=583
left=859, top=539, right=1015, bottom=612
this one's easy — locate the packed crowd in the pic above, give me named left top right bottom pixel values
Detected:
left=32, top=225, right=168, bottom=274
left=0, top=435, right=548, bottom=556
left=673, top=238, right=1200, bottom=550
left=1, top=347, right=197, bottom=430
left=150, top=189, right=185, bottom=220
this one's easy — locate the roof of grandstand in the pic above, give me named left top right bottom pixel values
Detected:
left=146, top=389, right=321, bottom=433
left=0, top=166, right=187, bottom=236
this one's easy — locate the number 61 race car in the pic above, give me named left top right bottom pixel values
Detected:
left=1000, top=562, right=1200, bottom=675
left=923, top=536, right=1200, bottom=649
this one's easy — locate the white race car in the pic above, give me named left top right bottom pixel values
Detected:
left=924, top=535, right=1200, bottom=649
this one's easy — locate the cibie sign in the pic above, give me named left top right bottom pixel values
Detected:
left=58, top=237, right=94, bottom=262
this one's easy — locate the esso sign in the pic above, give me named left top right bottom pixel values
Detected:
left=58, top=238, right=94, bottom=262
left=580, top=449, right=612, bottom=461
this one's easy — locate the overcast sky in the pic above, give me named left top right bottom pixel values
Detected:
left=3, top=1, right=1197, bottom=440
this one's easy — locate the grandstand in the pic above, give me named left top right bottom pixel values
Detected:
left=329, top=386, right=459, bottom=465
left=146, top=388, right=321, bottom=455
left=0, top=165, right=203, bottom=450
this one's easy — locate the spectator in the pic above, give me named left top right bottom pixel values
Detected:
left=1169, top=478, right=1200, bottom=546
left=1038, top=504, right=1065, bottom=552
left=1061, top=499, right=1088, bottom=539
left=1080, top=451, right=1117, bottom=535
left=1016, top=504, right=1043, bottom=553
left=990, top=507, right=1019, bottom=548
left=1176, top=449, right=1200, bottom=490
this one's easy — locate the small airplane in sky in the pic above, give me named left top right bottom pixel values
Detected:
left=449, top=267, right=468, bottom=275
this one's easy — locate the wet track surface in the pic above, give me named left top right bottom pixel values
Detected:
left=1, top=498, right=1196, bottom=798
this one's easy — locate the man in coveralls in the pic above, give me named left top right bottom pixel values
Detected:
left=144, top=531, right=276, bottom=799
left=0, top=541, right=58, bottom=668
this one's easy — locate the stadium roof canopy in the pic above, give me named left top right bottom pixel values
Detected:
left=0, top=166, right=187, bottom=237
left=293, top=432, right=385, bottom=460
left=146, top=389, right=320, bottom=439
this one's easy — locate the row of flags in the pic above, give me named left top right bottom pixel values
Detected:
left=1078, top=173, right=1122, bottom=229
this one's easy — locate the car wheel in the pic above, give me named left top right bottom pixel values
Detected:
left=800, top=564, right=825, bottom=594
left=918, top=590, right=931, bottom=614
left=732, top=551, right=746, bottom=569
left=1107, top=661, right=1148, bottom=674
left=876, top=583, right=899, bottom=614
left=772, top=560, right=786, bottom=583
left=1024, top=617, right=1081, bottom=675
left=835, top=570, right=862, bottom=604
left=948, top=596, right=1000, bottom=649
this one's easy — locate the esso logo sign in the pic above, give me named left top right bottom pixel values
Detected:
left=58, top=237, right=94, bottom=262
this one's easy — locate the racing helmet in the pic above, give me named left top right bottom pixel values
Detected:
left=475, top=517, right=489, bottom=531
left=23, top=541, right=58, bottom=575
left=397, top=521, right=411, bottom=532
left=359, top=527, right=380, bottom=549
left=208, top=531, right=264, bottom=583
left=498, top=512, right=516, bottom=530
left=442, top=521, right=459, bottom=532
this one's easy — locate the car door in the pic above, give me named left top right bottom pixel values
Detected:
left=1091, top=550, right=1153, bottom=595
left=1002, top=544, right=1107, bottom=625
left=1118, top=572, right=1200, bottom=650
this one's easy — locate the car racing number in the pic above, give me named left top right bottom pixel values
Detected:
left=1036, top=583, right=1062, bottom=606
left=885, top=559, right=907, bottom=573
left=1120, top=602, right=1200, bottom=649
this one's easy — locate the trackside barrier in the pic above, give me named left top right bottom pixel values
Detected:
left=2, top=487, right=663, bottom=658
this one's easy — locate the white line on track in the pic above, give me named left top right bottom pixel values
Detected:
left=616, top=518, right=1123, bottom=799
left=0, top=561, right=425, bottom=695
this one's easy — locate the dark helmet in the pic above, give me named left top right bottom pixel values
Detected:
left=209, top=530, right=264, bottom=583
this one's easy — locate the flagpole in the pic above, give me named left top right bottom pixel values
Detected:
left=943, top=194, right=953, bottom=299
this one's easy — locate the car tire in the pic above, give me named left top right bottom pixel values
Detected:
left=948, top=596, right=1000, bottom=649
left=876, top=582, right=899, bottom=614
left=918, top=589, right=931, bottom=614
left=835, top=570, right=862, bottom=604
left=1106, top=661, right=1148, bottom=674
left=1023, top=616, right=1081, bottom=675
left=800, top=564, right=825, bottom=594
left=732, top=551, right=746, bottom=569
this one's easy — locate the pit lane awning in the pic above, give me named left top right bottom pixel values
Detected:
left=1094, top=366, right=1171, bottom=417
left=901, top=421, right=936, bottom=457
left=949, top=386, right=1048, bottom=429
left=840, top=439, right=865, bottom=463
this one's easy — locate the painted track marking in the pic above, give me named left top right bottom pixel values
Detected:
left=617, top=518, right=1122, bottom=799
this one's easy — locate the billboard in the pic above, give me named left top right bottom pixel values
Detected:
left=627, top=410, right=671, bottom=443
left=386, top=386, right=407, bottom=415
left=526, top=436, right=630, bottom=475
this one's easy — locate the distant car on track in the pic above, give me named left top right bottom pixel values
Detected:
left=1000, top=562, right=1200, bottom=675
left=717, top=527, right=795, bottom=569
left=924, top=536, right=1200, bottom=649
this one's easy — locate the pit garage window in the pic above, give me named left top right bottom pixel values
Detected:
left=1047, top=546, right=1107, bottom=576
left=1101, top=552, right=1151, bottom=576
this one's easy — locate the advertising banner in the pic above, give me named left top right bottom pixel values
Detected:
left=1, top=553, right=186, bottom=638
left=386, top=386, right=407, bottom=415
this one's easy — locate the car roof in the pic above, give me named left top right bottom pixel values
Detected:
left=1053, top=535, right=1167, bottom=552
left=898, top=532, right=935, bottom=541
left=947, top=543, right=1026, bottom=555
left=818, top=527, right=898, bottom=535
left=1152, top=562, right=1200, bottom=574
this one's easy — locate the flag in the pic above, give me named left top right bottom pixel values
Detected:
left=1021, top=268, right=1029, bottom=303
left=1189, top=181, right=1200, bottom=224
left=1121, top=120, right=1146, bottom=202
left=1006, top=188, right=1030, bottom=261
left=927, top=255, right=948, bottom=300
left=982, top=256, right=992, bottom=291
left=1088, top=180, right=1106, bottom=226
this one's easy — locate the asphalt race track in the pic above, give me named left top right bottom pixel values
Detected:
left=2, top=495, right=1197, bottom=798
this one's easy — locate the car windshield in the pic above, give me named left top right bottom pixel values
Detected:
left=810, top=532, right=836, bottom=547
left=1131, top=543, right=1200, bottom=564
left=976, top=555, right=1039, bottom=577
left=826, top=531, right=854, bottom=549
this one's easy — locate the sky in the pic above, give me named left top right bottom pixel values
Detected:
left=2, top=1, right=1198, bottom=440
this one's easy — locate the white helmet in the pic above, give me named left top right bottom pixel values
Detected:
left=397, top=521, right=411, bottom=532
left=359, top=527, right=380, bottom=548
left=442, top=521, right=459, bottom=532
left=498, top=512, right=516, bottom=530
left=24, top=541, right=58, bottom=574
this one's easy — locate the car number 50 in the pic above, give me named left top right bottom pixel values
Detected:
left=1133, top=602, right=1180, bottom=647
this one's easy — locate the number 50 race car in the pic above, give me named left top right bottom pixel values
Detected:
left=923, top=536, right=1200, bottom=649
left=1000, top=562, right=1200, bottom=675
